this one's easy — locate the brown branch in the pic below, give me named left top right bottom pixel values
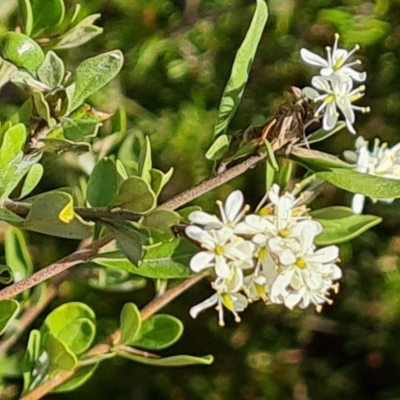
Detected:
left=3, top=201, right=141, bottom=222
left=159, top=151, right=269, bottom=210
left=0, top=234, right=114, bottom=302
left=20, top=274, right=205, bottom=400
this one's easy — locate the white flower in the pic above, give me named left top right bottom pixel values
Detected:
left=300, top=33, right=366, bottom=83
left=185, top=226, right=255, bottom=278
left=190, top=268, right=248, bottom=326
left=188, top=190, right=249, bottom=231
left=269, top=227, right=341, bottom=310
left=304, top=75, right=369, bottom=134
left=344, top=137, right=400, bottom=213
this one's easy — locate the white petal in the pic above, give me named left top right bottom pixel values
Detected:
left=323, top=103, right=338, bottom=131
left=214, top=256, right=232, bottom=278
left=190, top=251, right=215, bottom=272
left=311, top=76, right=331, bottom=91
left=189, top=294, right=218, bottom=318
left=330, top=264, right=342, bottom=280
left=224, top=190, right=244, bottom=222
left=284, top=292, right=302, bottom=308
left=300, top=48, right=329, bottom=68
left=302, top=86, right=320, bottom=100
left=188, top=211, right=222, bottom=228
left=310, top=245, right=339, bottom=263
left=280, top=249, right=296, bottom=265
left=341, top=67, right=367, bottom=82
left=185, top=225, right=204, bottom=241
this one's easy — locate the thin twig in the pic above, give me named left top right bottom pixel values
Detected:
left=159, top=151, right=269, bottom=210
left=3, top=201, right=141, bottom=222
left=0, top=234, right=114, bottom=301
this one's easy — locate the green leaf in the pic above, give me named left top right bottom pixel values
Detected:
left=52, top=364, right=98, bottom=393
left=0, top=32, right=44, bottom=73
left=212, top=0, right=268, bottom=140
left=116, top=159, right=128, bottom=180
left=310, top=206, right=355, bottom=220
left=0, top=208, right=25, bottom=226
left=45, top=334, right=78, bottom=375
left=149, top=167, right=173, bottom=197
left=0, top=299, right=20, bottom=335
left=39, top=138, right=91, bottom=154
left=132, top=314, right=183, bottom=350
left=18, top=163, right=44, bottom=199
left=317, top=169, right=400, bottom=199
left=117, top=351, right=214, bottom=367
left=206, top=134, right=230, bottom=161
left=22, top=330, right=43, bottom=394
left=289, top=147, right=352, bottom=172
left=310, top=207, right=382, bottom=245
left=43, top=302, right=96, bottom=355
left=32, top=91, right=52, bottom=125
left=0, top=124, right=42, bottom=203
left=10, top=69, right=49, bottom=92
left=70, top=50, right=124, bottom=111
left=300, top=121, right=346, bottom=145
left=139, top=136, right=152, bottom=184
left=31, top=0, right=65, bottom=37
left=54, top=14, right=103, bottom=50
left=141, top=209, right=181, bottom=232
left=5, top=228, right=33, bottom=282
left=0, top=265, right=12, bottom=285
left=102, top=220, right=149, bottom=266
left=114, top=176, right=156, bottom=214
left=87, top=265, right=146, bottom=292
left=37, top=51, right=65, bottom=88
left=0, top=123, right=27, bottom=168
left=87, top=158, right=119, bottom=207
left=119, top=303, right=142, bottom=345
left=18, top=0, right=33, bottom=36
left=95, top=238, right=196, bottom=279
left=62, top=105, right=104, bottom=141
left=25, top=191, right=93, bottom=239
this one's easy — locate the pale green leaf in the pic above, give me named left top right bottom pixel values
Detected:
left=0, top=299, right=20, bottom=335
left=317, top=169, right=400, bottom=199
left=71, top=50, right=124, bottom=111
left=212, top=0, right=268, bottom=139
left=119, top=303, right=142, bottom=345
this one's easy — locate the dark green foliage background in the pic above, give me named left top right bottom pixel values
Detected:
left=2, top=0, right=400, bottom=399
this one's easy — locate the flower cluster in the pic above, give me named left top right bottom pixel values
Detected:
left=185, top=185, right=342, bottom=326
left=300, top=34, right=369, bottom=134
left=344, top=137, right=400, bottom=213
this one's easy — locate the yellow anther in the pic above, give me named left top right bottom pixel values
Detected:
left=215, top=245, right=225, bottom=256
left=279, top=228, right=289, bottom=238
left=295, top=258, right=306, bottom=269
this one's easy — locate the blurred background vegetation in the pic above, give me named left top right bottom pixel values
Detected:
left=2, top=0, right=400, bottom=399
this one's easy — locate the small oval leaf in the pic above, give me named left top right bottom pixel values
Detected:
left=114, top=176, right=156, bottom=214
left=117, top=351, right=214, bottom=367
left=119, top=303, right=142, bottom=346
left=71, top=50, right=124, bottom=111
left=313, top=210, right=382, bottom=245
left=317, top=169, right=400, bottom=199
left=132, top=314, right=183, bottom=350
left=43, top=302, right=96, bottom=355
left=87, top=158, right=119, bottom=207
left=0, top=299, right=20, bottom=335
left=0, top=32, right=44, bottom=73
